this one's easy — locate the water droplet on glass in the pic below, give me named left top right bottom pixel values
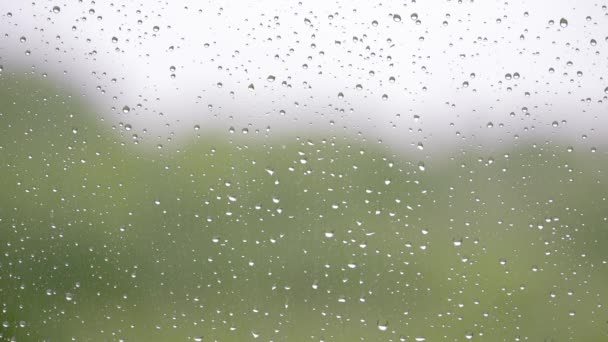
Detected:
left=377, top=321, right=388, bottom=331
left=559, top=18, right=568, bottom=28
left=52, top=6, right=61, bottom=13
left=393, top=14, right=401, bottom=22
left=122, top=106, right=130, bottom=113
left=267, top=75, right=275, bottom=82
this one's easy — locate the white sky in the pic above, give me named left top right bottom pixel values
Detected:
left=1, top=0, right=607, bottom=154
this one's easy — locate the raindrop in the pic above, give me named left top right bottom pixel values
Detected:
left=559, top=18, right=568, bottom=28
left=52, top=6, right=61, bottom=13
left=377, top=321, right=388, bottom=331
left=393, top=14, right=401, bottom=22
left=267, top=75, right=276, bottom=82
left=122, top=106, right=130, bottom=113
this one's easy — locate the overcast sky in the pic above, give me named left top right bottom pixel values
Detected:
left=1, top=0, right=607, bottom=154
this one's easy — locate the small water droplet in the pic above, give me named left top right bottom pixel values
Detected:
left=52, top=6, right=61, bottom=13
left=559, top=18, right=568, bottom=28
left=377, top=321, right=388, bottom=331
left=122, top=106, right=130, bottom=113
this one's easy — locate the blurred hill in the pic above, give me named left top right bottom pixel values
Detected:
left=1, top=72, right=607, bottom=341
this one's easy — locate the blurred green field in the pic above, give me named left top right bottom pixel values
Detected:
left=1, top=73, right=607, bottom=341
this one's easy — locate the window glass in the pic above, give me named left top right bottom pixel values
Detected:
left=1, top=1, right=607, bottom=341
